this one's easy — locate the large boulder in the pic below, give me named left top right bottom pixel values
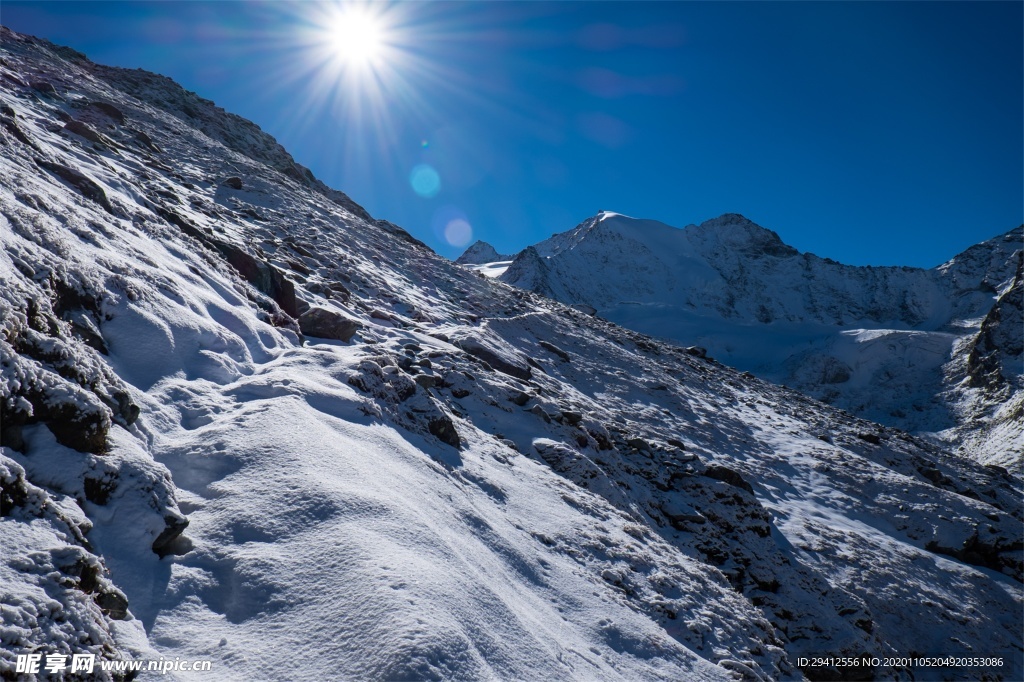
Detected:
left=209, top=241, right=298, bottom=317
left=453, top=334, right=532, bottom=381
left=299, top=307, right=361, bottom=342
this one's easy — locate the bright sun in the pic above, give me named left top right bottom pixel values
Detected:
left=329, top=9, right=384, bottom=66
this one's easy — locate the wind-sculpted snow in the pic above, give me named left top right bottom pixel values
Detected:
left=490, top=212, right=1023, bottom=466
left=1, top=27, right=1022, bottom=681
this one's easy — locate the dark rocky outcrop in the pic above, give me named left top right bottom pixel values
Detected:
left=86, top=101, right=125, bottom=123
left=63, top=119, right=108, bottom=146
left=152, top=512, right=190, bottom=557
left=29, top=80, right=58, bottom=96
left=209, top=240, right=298, bottom=317
left=967, top=251, right=1023, bottom=393
left=36, top=159, right=114, bottom=213
left=428, top=415, right=461, bottom=448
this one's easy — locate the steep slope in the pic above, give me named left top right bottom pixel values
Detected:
left=490, top=212, right=1022, bottom=466
left=2, top=28, right=1022, bottom=681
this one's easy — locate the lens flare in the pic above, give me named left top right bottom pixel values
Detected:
left=410, top=164, right=441, bottom=198
left=444, top=218, right=472, bottom=247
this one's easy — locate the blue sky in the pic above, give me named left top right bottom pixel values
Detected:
left=3, top=1, right=1021, bottom=266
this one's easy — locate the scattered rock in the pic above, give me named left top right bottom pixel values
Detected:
left=529, top=404, right=551, bottom=423
left=222, top=176, right=243, bottom=189
left=857, top=432, right=881, bottom=445
left=685, top=346, right=707, bottom=358
left=562, top=410, right=583, bottom=426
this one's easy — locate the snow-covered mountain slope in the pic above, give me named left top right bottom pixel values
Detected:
left=486, top=212, right=1022, bottom=467
left=1, top=28, right=1021, bottom=681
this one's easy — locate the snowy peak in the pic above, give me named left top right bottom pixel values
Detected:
left=455, top=240, right=509, bottom=265
left=489, top=210, right=1022, bottom=464
left=689, top=213, right=800, bottom=258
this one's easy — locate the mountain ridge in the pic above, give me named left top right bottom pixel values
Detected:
left=471, top=211, right=1022, bottom=465
left=2, top=27, right=1021, bottom=681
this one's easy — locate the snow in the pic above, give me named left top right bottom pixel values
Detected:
left=488, top=211, right=1022, bottom=465
left=2, top=26, right=1021, bottom=682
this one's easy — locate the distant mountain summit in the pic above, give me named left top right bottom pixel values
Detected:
left=454, top=240, right=511, bottom=265
left=462, top=212, right=1023, bottom=465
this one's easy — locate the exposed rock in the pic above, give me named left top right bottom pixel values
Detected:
left=299, top=307, right=361, bottom=342
left=1, top=111, right=34, bottom=147
left=152, top=512, right=190, bottom=557
left=685, top=346, right=707, bottom=358
left=414, top=374, right=437, bottom=390
left=627, top=437, right=649, bottom=451
left=95, top=590, right=130, bottom=620
left=703, top=465, right=755, bottom=494
left=134, top=128, right=159, bottom=151
left=36, top=159, right=114, bottom=214
left=562, top=410, right=583, bottom=426
left=428, top=415, right=461, bottom=448
left=571, top=304, right=597, bottom=316
left=64, top=119, right=108, bottom=145
left=510, top=391, right=531, bottom=406
left=86, top=101, right=125, bottom=123
left=222, top=176, right=243, bottom=190
left=529, top=404, right=552, bottom=423
left=210, top=240, right=298, bottom=317
left=30, top=80, right=58, bottom=95
left=455, top=335, right=532, bottom=381
left=539, top=340, right=571, bottom=362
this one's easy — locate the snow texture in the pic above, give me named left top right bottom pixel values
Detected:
left=2, top=27, right=1021, bottom=682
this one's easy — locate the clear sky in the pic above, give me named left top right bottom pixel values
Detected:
left=3, top=1, right=1021, bottom=266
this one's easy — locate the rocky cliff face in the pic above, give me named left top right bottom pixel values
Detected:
left=2, top=27, right=1022, bottom=681
left=486, top=212, right=1022, bottom=466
